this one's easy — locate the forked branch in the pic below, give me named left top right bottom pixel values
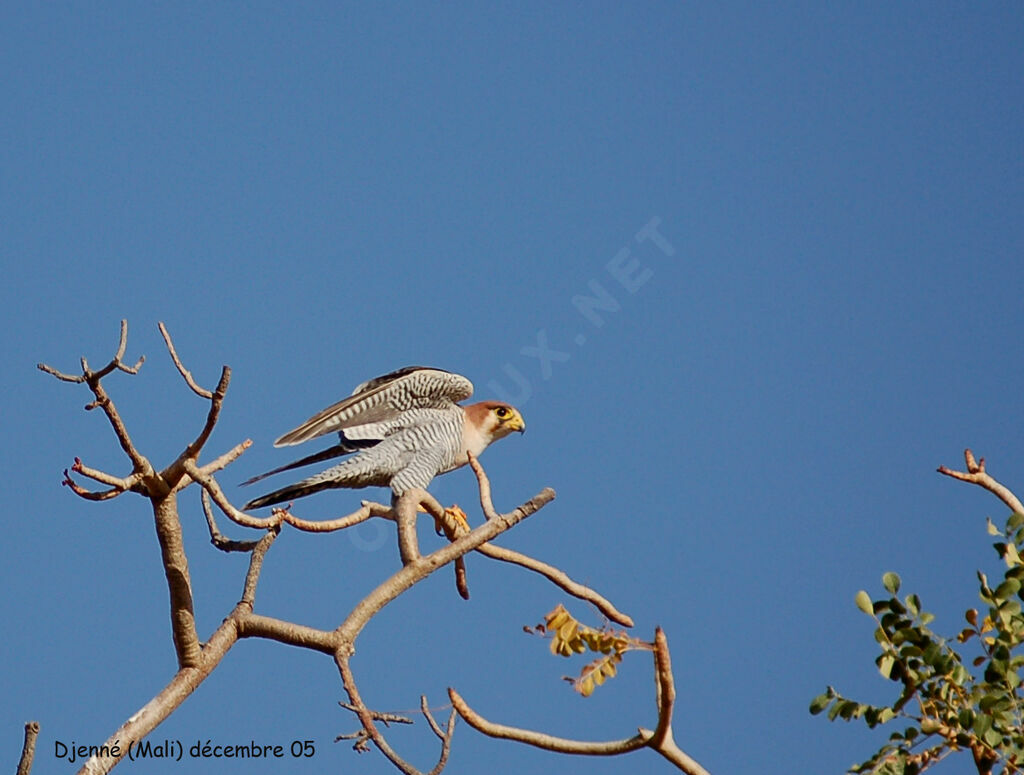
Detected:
left=938, top=448, right=1024, bottom=515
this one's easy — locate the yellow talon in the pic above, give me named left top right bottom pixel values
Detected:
left=432, top=504, right=470, bottom=538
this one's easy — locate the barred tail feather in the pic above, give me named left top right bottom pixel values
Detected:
left=239, top=442, right=371, bottom=487
left=242, top=478, right=337, bottom=510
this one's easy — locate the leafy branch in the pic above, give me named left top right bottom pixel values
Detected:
left=814, top=450, right=1024, bottom=775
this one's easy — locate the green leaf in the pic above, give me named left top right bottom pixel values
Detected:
left=809, top=692, right=833, bottom=714
left=878, top=654, right=896, bottom=679
left=958, top=708, right=974, bottom=729
left=883, top=572, right=902, bottom=595
left=1006, top=543, right=1022, bottom=566
left=995, top=578, right=1021, bottom=600
left=974, top=713, right=993, bottom=737
left=1008, top=512, right=1024, bottom=530
left=856, top=590, right=874, bottom=614
left=984, top=726, right=1003, bottom=747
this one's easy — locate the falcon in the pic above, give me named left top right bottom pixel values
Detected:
left=242, top=366, right=525, bottom=510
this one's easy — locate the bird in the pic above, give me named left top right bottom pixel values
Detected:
left=242, top=366, right=525, bottom=510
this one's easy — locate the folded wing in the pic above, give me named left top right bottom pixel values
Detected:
left=274, top=366, right=474, bottom=447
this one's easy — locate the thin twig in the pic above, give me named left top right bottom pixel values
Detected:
left=938, top=449, right=1024, bottom=515
left=71, top=457, right=141, bottom=490
left=421, top=696, right=446, bottom=741
left=476, top=543, right=633, bottom=628
left=467, top=454, right=498, bottom=519
left=62, top=471, right=126, bottom=501
left=202, top=490, right=261, bottom=552
left=339, top=702, right=414, bottom=726
left=198, top=440, right=252, bottom=475
left=159, top=322, right=213, bottom=399
left=448, top=688, right=646, bottom=755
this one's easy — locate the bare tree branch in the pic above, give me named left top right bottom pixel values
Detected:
left=467, top=453, right=498, bottom=519
left=448, top=688, right=647, bottom=754
left=183, top=458, right=394, bottom=532
left=420, top=696, right=446, bottom=740
left=938, top=448, right=1024, bottom=515
left=198, top=440, right=252, bottom=475
left=39, top=321, right=152, bottom=475
left=34, top=321, right=698, bottom=775
left=152, top=492, right=202, bottom=668
left=395, top=491, right=423, bottom=564
left=62, top=470, right=129, bottom=501
left=16, top=721, right=39, bottom=775
left=449, top=627, right=710, bottom=775
left=240, top=527, right=279, bottom=606
left=201, top=490, right=262, bottom=552
left=476, top=543, right=634, bottom=628
left=158, top=321, right=214, bottom=399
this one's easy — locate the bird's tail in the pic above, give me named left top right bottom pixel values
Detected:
left=239, top=442, right=370, bottom=487
left=243, top=476, right=339, bottom=510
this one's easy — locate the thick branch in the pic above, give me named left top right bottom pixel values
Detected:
left=75, top=613, right=242, bottom=775
left=395, top=491, right=422, bottom=564
left=16, top=721, right=39, bottom=775
left=938, top=449, right=1024, bottom=515
left=236, top=614, right=338, bottom=654
left=152, top=493, right=202, bottom=668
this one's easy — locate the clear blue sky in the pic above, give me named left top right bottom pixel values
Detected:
left=2, top=4, right=1022, bottom=774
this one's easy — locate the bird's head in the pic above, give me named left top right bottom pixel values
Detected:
left=466, top=401, right=526, bottom=442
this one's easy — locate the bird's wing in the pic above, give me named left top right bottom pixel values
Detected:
left=273, top=367, right=474, bottom=447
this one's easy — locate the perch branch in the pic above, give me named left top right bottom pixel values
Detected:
left=336, top=486, right=556, bottom=646
left=938, top=449, right=1024, bottom=515
left=333, top=482, right=555, bottom=773
left=183, top=460, right=393, bottom=532
left=395, top=491, right=422, bottom=564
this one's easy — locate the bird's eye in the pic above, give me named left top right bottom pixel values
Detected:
left=495, top=407, right=509, bottom=418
